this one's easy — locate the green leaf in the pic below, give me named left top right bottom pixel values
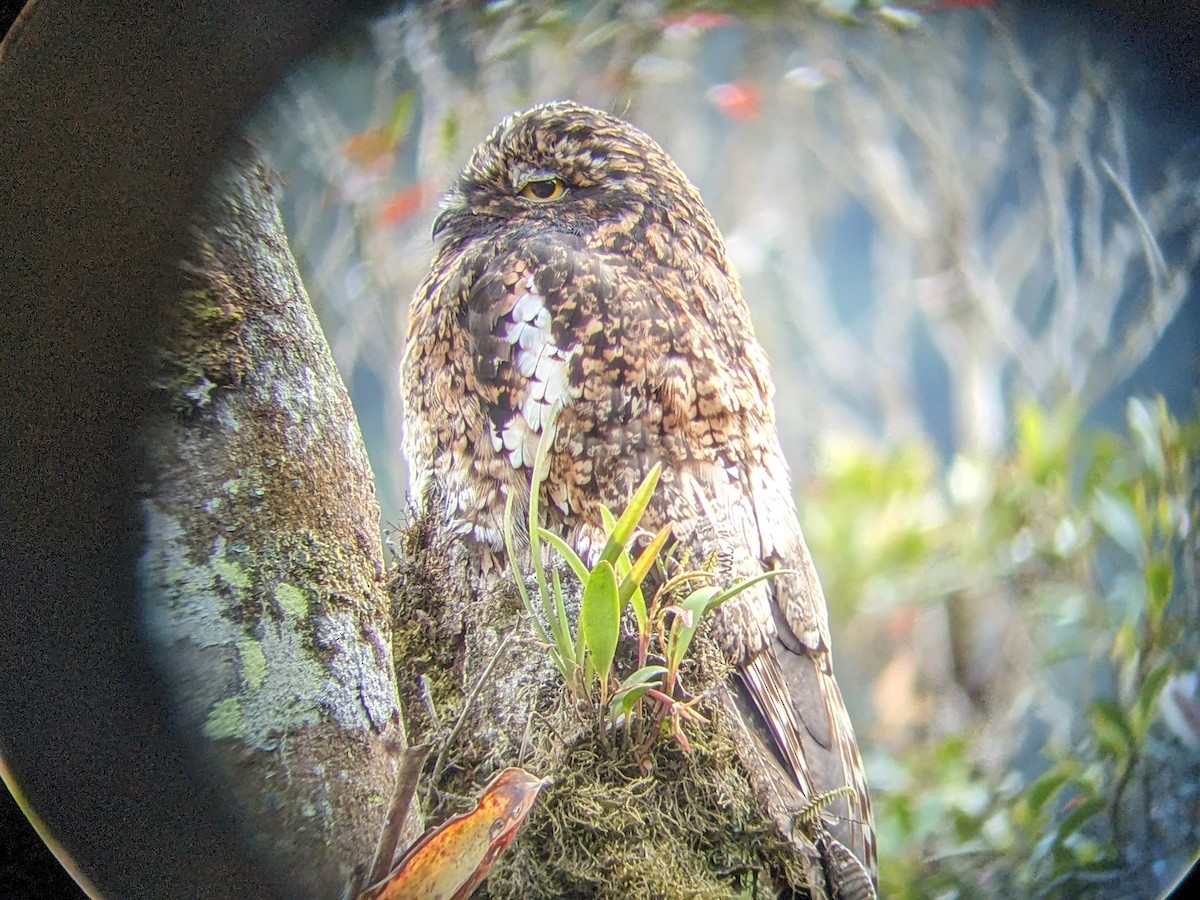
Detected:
left=503, top=493, right=551, bottom=648
left=438, top=109, right=461, bottom=156
left=598, top=464, right=662, bottom=568
left=551, top=567, right=576, bottom=673
left=610, top=685, right=657, bottom=717
left=1055, top=796, right=1104, bottom=845
left=386, top=89, right=416, bottom=143
left=628, top=588, right=648, bottom=637
left=1025, top=768, right=1072, bottom=817
left=1090, top=700, right=1133, bottom=759
left=666, top=586, right=720, bottom=669
left=530, top=418, right=556, bottom=492
left=597, top=503, right=639, bottom=580
left=582, top=560, right=620, bottom=685
left=527, top=406, right=562, bottom=632
left=1016, top=402, right=1048, bottom=480
left=878, top=6, right=922, bottom=32
left=1090, top=490, right=1146, bottom=562
left=1133, top=662, right=1175, bottom=740
left=1111, top=621, right=1138, bottom=666
left=608, top=665, right=668, bottom=716
left=1065, top=855, right=1127, bottom=878
left=619, top=523, right=673, bottom=607
left=1015, top=399, right=1081, bottom=486
left=559, top=571, right=584, bottom=678
left=1145, top=554, right=1174, bottom=625
left=661, top=571, right=797, bottom=671
left=1126, top=396, right=1167, bottom=479
left=537, top=528, right=590, bottom=584
left=615, top=665, right=668, bottom=691
left=705, top=569, right=795, bottom=614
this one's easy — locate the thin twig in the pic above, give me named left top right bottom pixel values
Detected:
left=431, top=630, right=515, bottom=785
left=417, top=673, right=440, bottom=732
left=517, top=695, right=536, bottom=767
left=1100, top=156, right=1169, bottom=297
left=992, top=12, right=1082, bottom=371
left=363, top=743, right=432, bottom=891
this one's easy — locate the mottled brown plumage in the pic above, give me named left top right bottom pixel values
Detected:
left=401, top=101, right=875, bottom=891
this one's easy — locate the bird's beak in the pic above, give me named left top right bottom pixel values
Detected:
left=431, top=207, right=452, bottom=241
left=432, top=200, right=471, bottom=242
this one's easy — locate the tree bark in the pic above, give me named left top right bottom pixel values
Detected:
left=138, top=143, right=420, bottom=897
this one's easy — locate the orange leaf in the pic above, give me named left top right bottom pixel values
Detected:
left=362, top=767, right=549, bottom=900
left=343, top=128, right=397, bottom=173
left=378, top=183, right=432, bottom=228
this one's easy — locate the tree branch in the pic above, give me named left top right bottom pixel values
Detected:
left=139, top=143, right=421, bottom=896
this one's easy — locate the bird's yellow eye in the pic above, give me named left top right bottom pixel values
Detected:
left=519, top=178, right=566, bottom=202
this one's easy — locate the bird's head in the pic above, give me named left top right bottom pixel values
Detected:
left=431, top=101, right=725, bottom=265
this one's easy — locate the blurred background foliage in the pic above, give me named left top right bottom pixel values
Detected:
left=805, top=396, right=1199, bottom=897
left=246, top=1, right=1199, bottom=895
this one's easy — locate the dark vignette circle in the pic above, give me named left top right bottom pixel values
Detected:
left=0, top=2, right=379, bottom=896
left=0, top=0, right=1197, bottom=897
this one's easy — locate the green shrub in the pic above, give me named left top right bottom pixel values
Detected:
left=801, top=397, right=1199, bottom=898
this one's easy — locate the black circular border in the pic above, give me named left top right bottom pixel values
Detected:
left=1, top=0, right=1197, bottom=897
left=0, top=2, right=376, bottom=896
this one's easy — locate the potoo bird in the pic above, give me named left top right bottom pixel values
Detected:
left=401, top=101, right=875, bottom=890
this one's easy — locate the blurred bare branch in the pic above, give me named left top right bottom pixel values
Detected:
left=770, top=11, right=1199, bottom=453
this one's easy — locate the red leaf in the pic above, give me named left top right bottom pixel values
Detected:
left=379, top=183, right=432, bottom=228
left=706, top=81, right=763, bottom=121
left=659, top=12, right=738, bottom=35
left=343, top=128, right=398, bottom=173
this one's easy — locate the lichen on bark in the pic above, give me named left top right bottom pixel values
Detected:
left=138, top=142, right=419, bottom=897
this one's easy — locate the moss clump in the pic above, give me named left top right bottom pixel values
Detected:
left=483, top=673, right=814, bottom=899
left=154, top=237, right=252, bottom=417
left=387, top=506, right=466, bottom=741
left=469, top=629, right=814, bottom=899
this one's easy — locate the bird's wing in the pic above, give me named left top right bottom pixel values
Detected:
left=693, top=447, right=877, bottom=880
left=647, top=273, right=876, bottom=878
left=459, top=237, right=581, bottom=475
left=442, top=232, right=669, bottom=542
left=401, top=231, right=591, bottom=544
left=749, top=449, right=877, bottom=880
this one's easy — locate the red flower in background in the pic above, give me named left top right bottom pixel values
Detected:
left=659, top=11, right=738, bottom=36
left=379, top=183, right=432, bottom=228
left=706, top=81, right=763, bottom=121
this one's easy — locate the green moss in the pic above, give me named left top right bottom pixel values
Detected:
left=387, top=511, right=466, bottom=741
left=212, top=557, right=250, bottom=591
left=486, top=693, right=813, bottom=899
left=387, top=497, right=819, bottom=896
left=154, top=261, right=252, bottom=417
left=276, top=582, right=310, bottom=620
left=203, top=697, right=244, bottom=740
left=238, top=637, right=268, bottom=691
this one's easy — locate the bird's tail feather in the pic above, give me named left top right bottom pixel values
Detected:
left=740, top=644, right=876, bottom=882
left=774, top=641, right=876, bottom=879
left=740, top=650, right=817, bottom=795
